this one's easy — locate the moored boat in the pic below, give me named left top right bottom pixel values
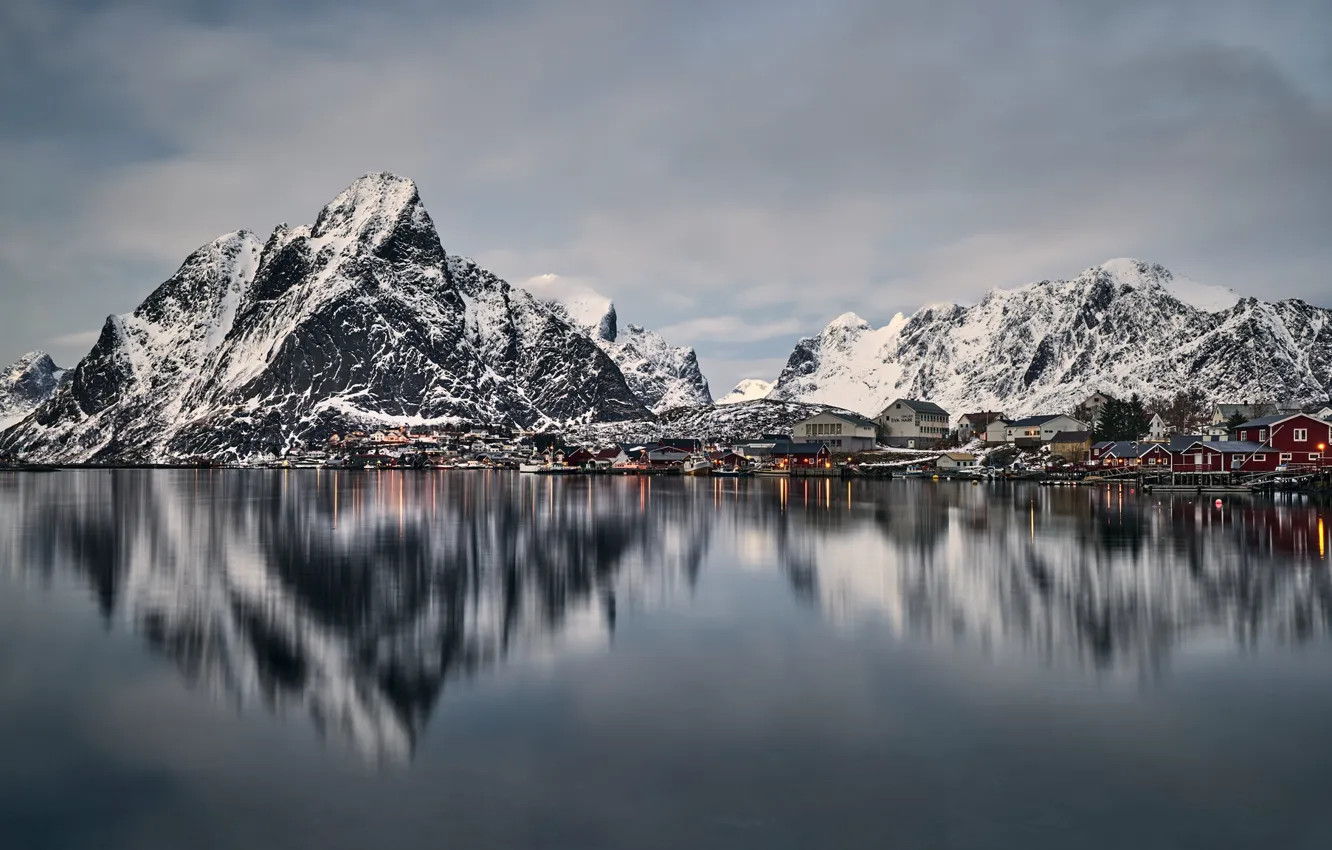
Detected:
left=713, top=466, right=753, bottom=478
left=682, top=456, right=712, bottom=476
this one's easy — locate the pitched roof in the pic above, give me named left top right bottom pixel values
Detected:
left=660, top=438, right=703, bottom=451
left=798, top=409, right=878, bottom=430
left=1008, top=414, right=1066, bottom=427
left=959, top=411, right=1006, bottom=427
left=885, top=398, right=949, bottom=416
left=942, top=452, right=976, bottom=461
left=783, top=442, right=830, bottom=456
left=1173, top=440, right=1265, bottom=452
left=1100, top=440, right=1142, bottom=457
left=1234, top=414, right=1286, bottom=430
left=1050, top=431, right=1092, bottom=443
left=1168, top=435, right=1205, bottom=452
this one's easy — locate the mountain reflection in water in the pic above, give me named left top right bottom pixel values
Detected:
left=1, top=470, right=1328, bottom=762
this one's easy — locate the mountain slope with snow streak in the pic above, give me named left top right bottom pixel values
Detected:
left=771, top=260, right=1332, bottom=418
left=0, top=173, right=649, bottom=462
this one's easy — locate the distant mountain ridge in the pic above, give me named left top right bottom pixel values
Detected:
left=770, top=259, right=1332, bottom=419
left=717, top=379, right=773, bottom=405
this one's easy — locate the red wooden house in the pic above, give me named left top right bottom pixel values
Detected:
left=1169, top=439, right=1264, bottom=472
left=1138, top=443, right=1171, bottom=467
left=1090, top=441, right=1171, bottom=468
left=1232, top=414, right=1332, bottom=472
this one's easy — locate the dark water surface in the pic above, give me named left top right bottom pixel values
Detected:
left=2, top=470, right=1331, bottom=849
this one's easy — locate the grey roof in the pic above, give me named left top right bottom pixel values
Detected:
left=1100, top=440, right=1142, bottom=457
left=1168, top=435, right=1205, bottom=452
left=888, top=398, right=949, bottom=416
left=1172, top=439, right=1265, bottom=453
left=800, top=409, right=878, bottom=430
left=1008, top=414, right=1064, bottom=427
left=958, top=411, right=1006, bottom=426
left=784, top=442, right=830, bottom=456
left=1234, top=414, right=1285, bottom=430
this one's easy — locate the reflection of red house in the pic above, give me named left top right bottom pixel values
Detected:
left=1233, top=414, right=1332, bottom=472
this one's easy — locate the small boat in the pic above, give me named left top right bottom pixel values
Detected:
left=713, top=467, right=753, bottom=478
left=518, top=462, right=544, bottom=473
left=536, top=465, right=581, bottom=475
left=753, top=465, right=789, bottom=477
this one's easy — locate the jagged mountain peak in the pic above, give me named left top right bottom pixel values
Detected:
left=5, top=350, right=58, bottom=379
left=1, top=350, right=66, bottom=430
left=825, top=311, right=871, bottom=332
left=312, top=172, right=423, bottom=239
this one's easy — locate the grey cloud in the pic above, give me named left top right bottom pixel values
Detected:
left=0, top=0, right=1328, bottom=388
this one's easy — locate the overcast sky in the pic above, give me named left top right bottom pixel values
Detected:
left=2, top=0, right=1330, bottom=394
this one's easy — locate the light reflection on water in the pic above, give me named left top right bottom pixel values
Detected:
left=1, top=470, right=1331, bottom=849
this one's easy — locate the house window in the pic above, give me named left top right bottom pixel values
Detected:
left=1310, top=453, right=1320, bottom=462
left=1259, top=429, right=1267, bottom=441
left=1253, top=454, right=1266, bottom=462
left=1280, top=453, right=1292, bottom=463
left=1294, top=428, right=1308, bottom=442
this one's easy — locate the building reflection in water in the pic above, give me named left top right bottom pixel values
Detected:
left=1, top=471, right=1328, bottom=763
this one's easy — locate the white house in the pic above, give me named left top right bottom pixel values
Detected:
left=1147, top=412, right=1169, bottom=442
left=982, top=418, right=1011, bottom=444
left=957, top=412, right=1006, bottom=443
left=1005, top=414, right=1088, bottom=445
left=937, top=452, right=978, bottom=470
left=792, top=410, right=878, bottom=452
left=873, top=399, right=951, bottom=449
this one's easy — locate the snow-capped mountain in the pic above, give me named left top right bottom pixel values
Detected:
left=0, top=351, right=66, bottom=431
left=771, top=259, right=1332, bottom=419
left=0, top=174, right=650, bottom=462
left=716, top=378, right=773, bottom=405
left=554, top=298, right=713, bottom=413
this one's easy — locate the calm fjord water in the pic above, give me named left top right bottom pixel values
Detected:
left=2, top=470, right=1331, bottom=849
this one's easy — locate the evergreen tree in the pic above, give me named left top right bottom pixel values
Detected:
left=1094, top=395, right=1150, bottom=441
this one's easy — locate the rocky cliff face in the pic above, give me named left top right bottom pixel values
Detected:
left=771, top=259, right=1332, bottom=418
left=554, top=299, right=712, bottom=413
left=0, top=351, right=66, bottom=431
left=1, top=174, right=650, bottom=462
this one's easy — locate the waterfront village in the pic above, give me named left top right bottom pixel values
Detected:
left=255, top=392, right=1332, bottom=492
